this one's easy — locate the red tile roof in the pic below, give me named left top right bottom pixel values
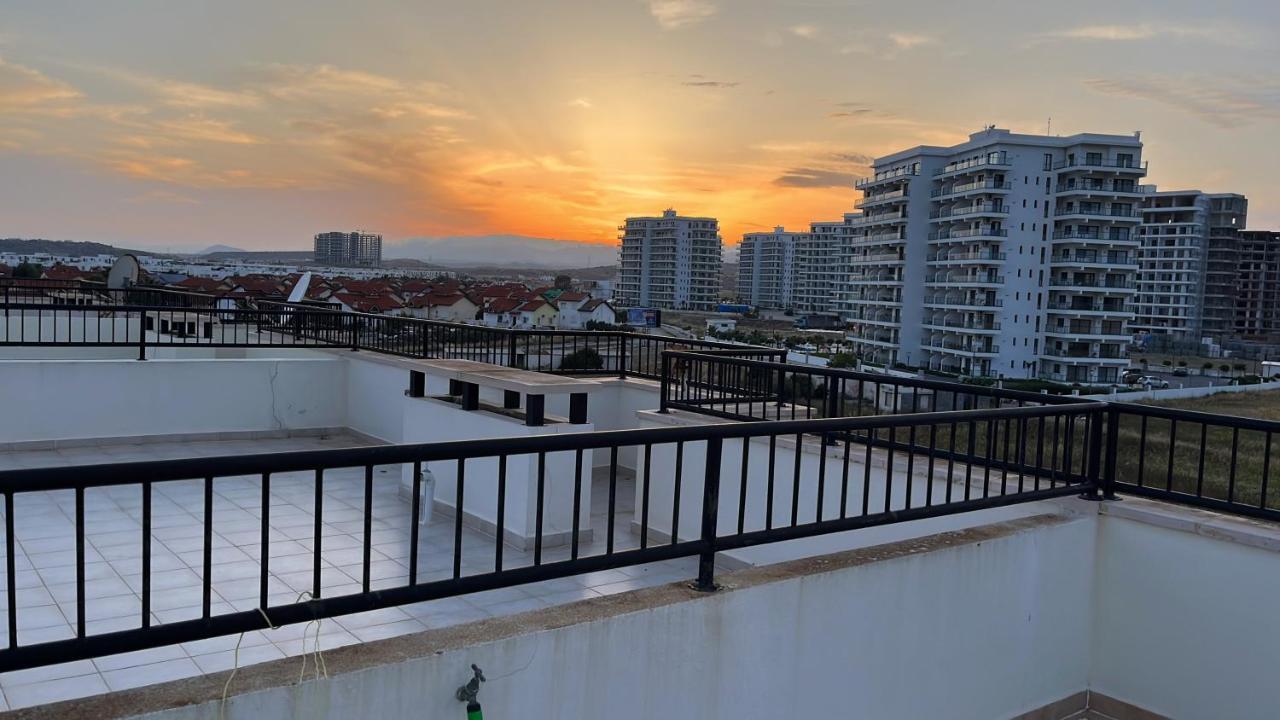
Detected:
left=484, top=298, right=523, bottom=314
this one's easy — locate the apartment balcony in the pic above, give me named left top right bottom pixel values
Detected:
left=929, top=228, right=1008, bottom=243
left=932, top=153, right=1011, bottom=178
left=931, top=180, right=1012, bottom=199
left=929, top=204, right=1009, bottom=222
left=928, top=251, right=1006, bottom=265
left=1043, top=323, right=1130, bottom=340
left=1047, top=277, right=1137, bottom=293
left=856, top=213, right=909, bottom=229
left=849, top=334, right=900, bottom=348
left=1041, top=346, right=1128, bottom=362
left=920, top=340, right=1000, bottom=356
left=845, top=296, right=902, bottom=307
left=1046, top=301, right=1133, bottom=316
left=1053, top=207, right=1140, bottom=221
left=855, top=166, right=916, bottom=189
left=846, top=276, right=904, bottom=285
left=924, top=273, right=1004, bottom=287
left=848, top=315, right=901, bottom=327
left=1050, top=253, right=1138, bottom=268
left=922, top=320, right=1002, bottom=334
left=1051, top=231, right=1136, bottom=245
left=1054, top=182, right=1154, bottom=198
left=923, top=294, right=1003, bottom=310
left=855, top=189, right=908, bottom=209
left=1052, top=158, right=1148, bottom=174
left=854, top=252, right=903, bottom=265
left=859, top=232, right=907, bottom=244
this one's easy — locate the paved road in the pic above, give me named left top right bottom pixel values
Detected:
left=1127, top=369, right=1227, bottom=389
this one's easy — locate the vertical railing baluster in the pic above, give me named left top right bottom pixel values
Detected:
left=314, top=469, right=324, bottom=597
left=202, top=476, right=213, bottom=618
left=453, top=460, right=465, bottom=579
left=534, top=453, right=546, bottom=563
left=142, top=482, right=152, bottom=627
left=259, top=473, right=270, bottom=610
left=494, top=456, right=507, bottom=572
left=5, top=491, right=16, bottom=647
left=606, top=448, right=617, bottom=556
left=571, top=450, right=584, bottom=561
left=671, top=442, right=684, bottom=544
left=75, top=486, right=85, bottom=638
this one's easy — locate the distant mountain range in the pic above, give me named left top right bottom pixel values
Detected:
left=2, top=235, right=620, bottom=271
left=0, top=238, right=152, bottom=258
left=199, top=244, right=246, bottom=255
left=386, top=235, right=615, bottom=269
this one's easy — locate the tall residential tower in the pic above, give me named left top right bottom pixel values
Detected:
left=841, top=127, right=1146, bottom=383
left=616, top=210, right=722, bottom=311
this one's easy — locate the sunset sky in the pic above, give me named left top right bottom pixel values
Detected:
left=1, top=0, right=1277, bottom=251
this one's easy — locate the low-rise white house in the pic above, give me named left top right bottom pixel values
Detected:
left=406, top=293, right=479, bottom=323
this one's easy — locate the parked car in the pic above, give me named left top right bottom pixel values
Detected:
left=1121, top=369, right=1143, bottom=384
left=1172, top=367, right=1189, bottom=377
left=1138, top=375, right=1170, bottom=389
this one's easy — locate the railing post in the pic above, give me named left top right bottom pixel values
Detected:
left=1081, top=408, right=1104, bottom=500
left=137, top=311, right=147, bottom=361
left=507, top=331, right=518, bottom=369
left=1102, top=404, right=1120, bottom=500
left=659, top=351, right=671, bottom=413
left=694, top=436, right=723, bottom=592
left=349, top=314, right=359, bottom=351
left=617, top=332, right=628, bottom=379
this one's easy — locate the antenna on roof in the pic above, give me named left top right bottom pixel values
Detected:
left=1046, top=117, right=1052, bottom=136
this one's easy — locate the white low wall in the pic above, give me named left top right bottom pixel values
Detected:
left=1083, top=381, right=1279, bottom=402
left=0, top=357, right=348, bottom=443
left=1091, top=508, right=1280, bottom=720
left=141, top=515, right=1097, bottom=720
left=400, top=397, right=594, bottom=547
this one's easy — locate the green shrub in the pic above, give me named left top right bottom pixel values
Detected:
left=559, top=348, right=604, bottom=371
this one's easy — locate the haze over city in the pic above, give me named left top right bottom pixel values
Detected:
left=2, top=0, right=1278, bottom=251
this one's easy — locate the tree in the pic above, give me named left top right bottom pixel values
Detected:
left=1161, top=359, right=1172, bottom=367
left=1177, top=360, right=1187, bottom=368
left=14, top=262, right=42, bottom=279
left=828, top=352, right=857, bottom=369
left=1219, top=363, right=1231, bottom=375
left=559, top=347, right=604, bottom=371
left=553, top=274, right=572, bottom=290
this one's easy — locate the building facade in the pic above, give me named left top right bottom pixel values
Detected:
left=736, top=225, right=842, bottom=315
left=737, top=227, right=797, bottom=309
left=841, top=127, right=1146, bottom=383
left=1134, top=191, right=1248, bottom=341
left=615, top=210, right=721, bottom=311
left=314, top=231, right=383, bottom=267
left=1236, top=230, right=1280, bottom=338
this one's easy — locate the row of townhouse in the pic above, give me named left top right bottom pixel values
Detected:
left=168, top=273, right=616, bottom=330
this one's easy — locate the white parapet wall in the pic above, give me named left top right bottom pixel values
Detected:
left=70, top=514, right=1097, bottom=720
left=1090, top=500, right=1280, bottom=720
left=0, top=357, right=348, bottom=445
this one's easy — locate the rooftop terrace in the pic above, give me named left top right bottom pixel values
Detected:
left=2, top=282, right=1280, bottom=719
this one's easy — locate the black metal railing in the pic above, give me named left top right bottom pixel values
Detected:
left=1110, top=403, right=1280, bottom=522
left=0, top=296, right=763, bottom=380
left=1, top=281, right=219, bottom=309
left=0, top=401, right=1103, bottom=672
left=660, top=352, right=1083, bottom=422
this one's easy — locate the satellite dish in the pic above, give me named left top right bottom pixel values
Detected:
left=287, top=271, right=312, bottom=304
left=106, top=254, right=140, bottom=289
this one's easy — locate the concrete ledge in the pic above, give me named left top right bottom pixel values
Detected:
left=1101, top=495, right=1280, bottom=555
left=0, top=427, right=383, bottom=453
left=12, top=514, right=1074, bottom=720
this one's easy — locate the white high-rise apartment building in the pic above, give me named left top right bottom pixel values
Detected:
left=737, top=227, right=797, bottom=309
left=616, top=209, right=722, bottom=310
left=1134, top=191, right=1248, bottom=340
left=841, top=127, right=1146, bottom=384
left=313, top=231, right=383, bottom=267
left=796, top=221, right=843, bottom=315
left=737, top=225, right=842, bottom=314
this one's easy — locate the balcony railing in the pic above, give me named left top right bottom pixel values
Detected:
left=1053, top=158, right=1148, bottom=172
left=931, top=181, right=1012, bottom=198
